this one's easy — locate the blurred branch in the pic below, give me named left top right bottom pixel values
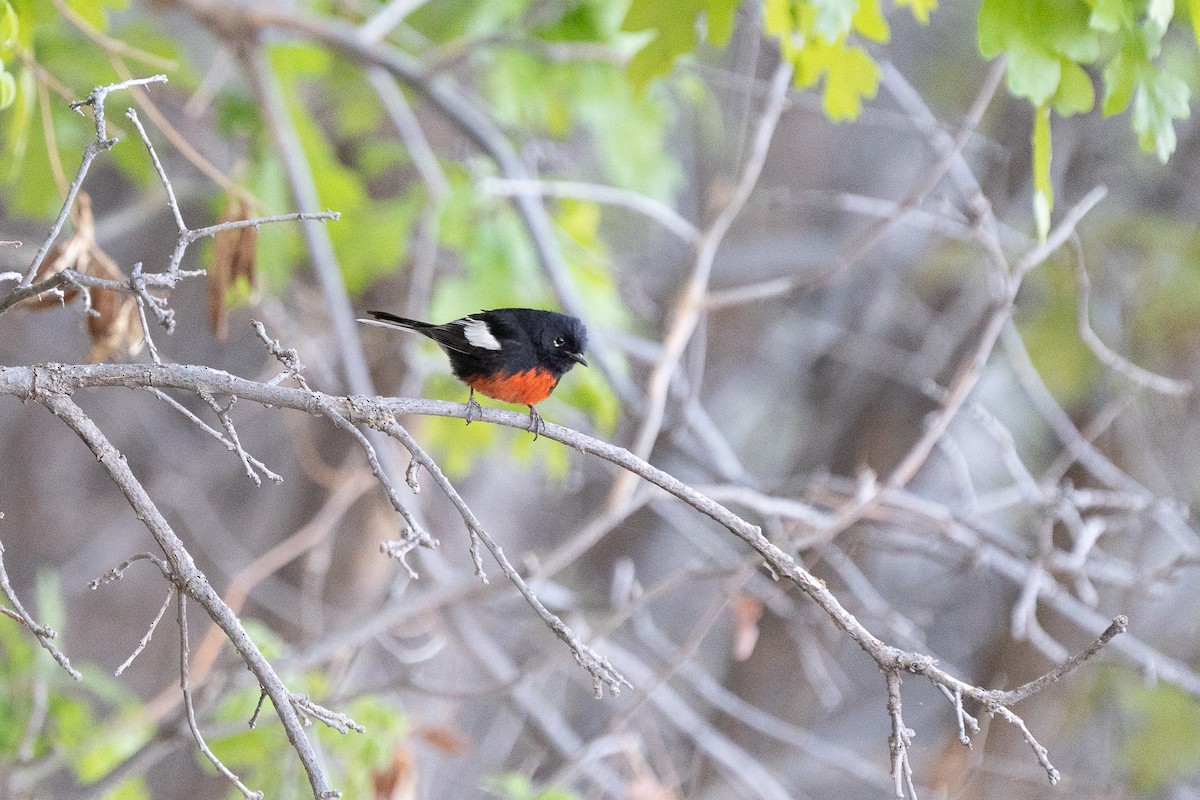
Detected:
left=706, top=58, right=1007, bottom=309
left=812, top=185, right=1109, bottom=545
left=480, top=177, right=701, bottom=244
left=610, top=61, right=793, bottom=507
left=176, top=591, right=264, bottom=800
left=1069, top=233, right=1192, bottom=395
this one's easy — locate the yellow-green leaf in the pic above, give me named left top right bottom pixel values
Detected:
left=0, top=69, right=14, bottom=110
left=813, top=41, right=881, bottom=120
left=1053, top=58, right=1095, bottom=115
left=896, top=0, right=937, bottom=24
left=0, top=1, right=17, bottom=52
left=852, top=0, right=890, bottom=43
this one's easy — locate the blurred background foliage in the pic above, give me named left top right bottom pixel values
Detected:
left=4, top=0, right=1200, bottom=798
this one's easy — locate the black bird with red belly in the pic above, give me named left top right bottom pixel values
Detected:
left=358, top=307, right=588, bottom=437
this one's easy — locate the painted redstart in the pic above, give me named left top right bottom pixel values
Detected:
left=358, top=307, right=589, bottom=437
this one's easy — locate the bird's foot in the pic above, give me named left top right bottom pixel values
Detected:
left=465, top=393, right=483, bottom=425
left=527, top=405, right=544, bottom=440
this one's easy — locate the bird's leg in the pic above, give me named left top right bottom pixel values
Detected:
left=527, top=405, right=544, bottom=440
left=465, top=388, right=483, bottom=424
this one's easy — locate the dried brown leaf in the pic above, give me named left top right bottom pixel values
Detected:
left=86, top=291, right=141, bottom=363
left=209, top=196, right=257, bottom=340
left=372, top=744, right=418, bottom=800
left=732, top=593, right=765, bottom=662
left=416, top=724, right=470, bottom=756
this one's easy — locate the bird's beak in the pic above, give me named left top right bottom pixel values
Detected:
left=569, top=352, right=589, bottom=367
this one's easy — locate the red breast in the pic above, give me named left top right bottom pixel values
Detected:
left=466, top=369, right=560, bottom=406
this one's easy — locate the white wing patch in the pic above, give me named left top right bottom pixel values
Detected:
left=460, top=317, right=502, bottom=350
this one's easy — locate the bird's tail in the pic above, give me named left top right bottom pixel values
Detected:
left=357, top=310, right=434, bottom=333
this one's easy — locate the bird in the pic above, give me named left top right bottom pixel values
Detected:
left=358, top=307, right=589, bottom=438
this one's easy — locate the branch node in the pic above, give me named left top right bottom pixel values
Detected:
left=290, top=693, right=365, bottom=734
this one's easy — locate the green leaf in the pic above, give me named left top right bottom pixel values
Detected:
left=978, top=0, right=1099, bottom=103
left=1102, top=40, right=1140, bottom=114
left=1132, top=65, right=1190, bottom=161
left=1016, top=258, right=1100, bottom=403
left=1032, top=103, right=1053, bottom=242
left=1088, top=0, right=1126, bottom=32
left=621, top=0, right=738, bottom=91
left=896, top=0, right=937, bottom=24
left=704, top=0, right=740, bottom=46
left=487, top=773, right=536, bottom=800
left=64, top=0, right=124, bottom=31
left=1053, top=58, right=1095, bottom=114
left=1189, top=0, right=1200, bottom=46
left=1147, top=0, right=1175, bottom=36
left=817, top=42, right=881, bottom=119
left=1119, top=677, right=1200, bottom=793
left=1006, top=36, right=1062, bottom=106
left=976, top=0, right=1007, bottom=58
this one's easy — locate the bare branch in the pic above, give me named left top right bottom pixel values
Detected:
left=146, top=388, right=284, bottom=483
left=995, top=615, right=1128, bottom=706
left=252, top=319, right=311, bottom=391
left=89, top=552, right=171, bottom=588
left=290, top=694, right=364, bottom=734
left=886, top=671, right=918, bottom=799
left=371, top=413, right=629, bottom=695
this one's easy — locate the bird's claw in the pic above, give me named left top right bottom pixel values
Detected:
left=527, top=405, right=544, bottom=440
left=465, top=394, right=483, bottom=425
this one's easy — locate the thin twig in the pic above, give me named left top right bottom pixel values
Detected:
left=125, top=108, right=187, bottom=233
left=371, top=413, right=628, bottom=695
left=886, top=671, right=917, bottom=799
left=114, top=589, right=174, bottom=677
left=89, top=552, right=172, bottom=588
left=316, top=402, right=435, bottom=569
left=177, top=591, right=263, bottom=800
left=0, top=540, right=81, bottom=680
left=198, top=389, right=266, bottom=487
left=21, top=75, right=167, bottom=286
left=994, top=615, right=1128, bottom=705
left=252, top=320, right=311, bottom=391
left=145, top=388, right=284, bottom=483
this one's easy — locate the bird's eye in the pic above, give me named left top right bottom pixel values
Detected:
left=553, top=337, right=566, bottom=347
